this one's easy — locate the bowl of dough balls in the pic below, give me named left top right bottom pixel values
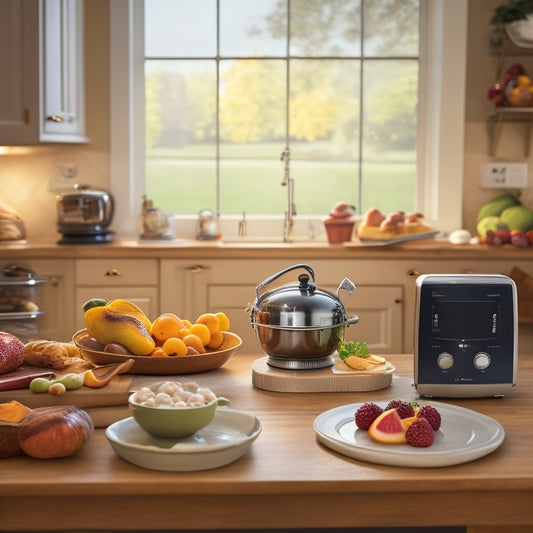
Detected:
left=128, top=381, right=229, bottom=438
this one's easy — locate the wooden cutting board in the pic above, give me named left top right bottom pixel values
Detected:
left=0, top=370, right=135, bottom=409
left=251, top=357, right=393, bottom=393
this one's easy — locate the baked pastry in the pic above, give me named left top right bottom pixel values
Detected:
left=357, top=208, right=432, bottom=241
left=24, top=341, right=93, bottom=371
left=0, top=206, right=26, bottom=241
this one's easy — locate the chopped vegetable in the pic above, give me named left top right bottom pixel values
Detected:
left=338, top=341, right=370, bottom=360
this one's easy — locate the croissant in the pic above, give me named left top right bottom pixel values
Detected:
left=24, top=341, right=93, bottom=371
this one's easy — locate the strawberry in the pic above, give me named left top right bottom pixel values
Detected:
left=405, top=418, right=434, bottom=447
left=417, top=405, right=442, bottom=431
left=385, top=399, right=415, bottom=419
left=355, top=402, right=383, bottom=430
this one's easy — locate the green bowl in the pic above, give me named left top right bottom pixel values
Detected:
left=128, top=383, right=229, bottom=438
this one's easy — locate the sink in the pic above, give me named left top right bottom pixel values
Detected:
left=220, top=236, right=318, bottom=244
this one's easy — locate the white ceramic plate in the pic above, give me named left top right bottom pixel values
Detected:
left=313, top=401, right=505, bottom=468
left=105, top=408, right=261, bottom=471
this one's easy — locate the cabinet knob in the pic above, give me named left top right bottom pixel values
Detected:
left=407, top=269, right=420, bottom=277
left=105, top=268, right=121, bottom=277
left=189, top=265, right=207, bottom=273
left=50, top=277, right=59, bottom=287
left=46, top=115, right=64, bottom=123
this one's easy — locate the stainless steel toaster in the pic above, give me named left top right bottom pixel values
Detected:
left=414, top=274, right=517, bottom=398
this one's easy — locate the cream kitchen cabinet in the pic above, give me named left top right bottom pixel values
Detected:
left=160, top=259, right=404, bottom=355
left=74, top=259, right=159, bottom=331
left=0, top=0, right=87, bottom=145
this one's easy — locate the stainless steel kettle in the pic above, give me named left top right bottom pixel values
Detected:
left=56, top=184, right=114, bottom=244
left=250, top=263, right=359, bottom=369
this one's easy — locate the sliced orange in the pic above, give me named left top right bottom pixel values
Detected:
left=215, top=312, right=230, bottom=331
left=368, top=408, right=407, bottom=444
left=188, top=323, right=211, bottom=346
left=196, top=313, right=220, bottom=335
left=161, top=337, right=188, bottom=357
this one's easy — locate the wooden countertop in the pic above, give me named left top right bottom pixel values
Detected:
left=2, top=237, right=533, bottom=259
left=1, top=353, right=532, bottom=531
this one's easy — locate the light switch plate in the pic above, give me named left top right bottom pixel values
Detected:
left=481, top=162, right=528, bottom=188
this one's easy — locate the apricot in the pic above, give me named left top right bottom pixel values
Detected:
left=207, top=331, right=224, bottom=350
left=161, top=337, right=188, bottom=357
left=188, top=323, right=211, bottom=346
left=196, top=313, right=220, bottom=335
left=182, top=334, right=206, bottom=354
left=149, top=313, right=186, bottom=343
left=150, top=347, right=168, bottom=357
left=215, top=312, right=230, bottom=331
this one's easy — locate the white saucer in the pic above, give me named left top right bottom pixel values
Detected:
left=314, top=401, right=505, bottom=468
left=105, top=408, right=261, bottom=471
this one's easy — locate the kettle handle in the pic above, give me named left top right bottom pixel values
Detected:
left=255, top=263, right=315, bottom=298
left=336, top=278, right=356, bottom=299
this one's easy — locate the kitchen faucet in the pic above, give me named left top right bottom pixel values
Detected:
left=281, top=146, right=296, bottom=243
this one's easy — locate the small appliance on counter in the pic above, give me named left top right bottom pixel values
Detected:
left=139, top=196, right=174, bottom=240
left=250, top=263, right=359, bottom=370
left=196, top=209, right=220, bottom=240
left=56, top=185, right=114, bottom=244
left=0, top=264, right=48, bottom=342
left=414, top=274, right=517, bottom=398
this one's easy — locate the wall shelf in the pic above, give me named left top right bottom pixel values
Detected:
left=487, top=107, right=533, bottom=156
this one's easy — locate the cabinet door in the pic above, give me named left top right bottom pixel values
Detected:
left=0, top=0, right=87, bottom=145
left=75, top=287, right=159, bottom=331
left=40, top=0, right=88, bottom=142
left=160, top=259, right=404, bottom=355
left=0, top=0, right=39, bottom=144
left=75, top=259, right=159, bottom=330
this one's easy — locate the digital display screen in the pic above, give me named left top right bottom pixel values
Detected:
left=431, top=301, right=500, bottom=340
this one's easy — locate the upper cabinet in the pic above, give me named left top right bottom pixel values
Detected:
left=0, top=0, right=88, bottom=145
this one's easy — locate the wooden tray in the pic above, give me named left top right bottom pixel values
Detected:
left=251, top=357, right=393, bottom=393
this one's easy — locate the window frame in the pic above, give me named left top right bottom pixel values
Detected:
left=110, top=0, right=467, bottom=239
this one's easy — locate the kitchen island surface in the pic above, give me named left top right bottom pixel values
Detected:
left=1, top=353, right=532, bottom=532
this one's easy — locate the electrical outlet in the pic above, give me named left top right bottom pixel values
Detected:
left=481, top=162, right=528, bottom=188
left=59, top=162, right=77, bottom=179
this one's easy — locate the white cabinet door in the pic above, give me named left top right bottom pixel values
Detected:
left=0, top=0, right=87, bottom=145
left=40, top=0, right=88, bottom=142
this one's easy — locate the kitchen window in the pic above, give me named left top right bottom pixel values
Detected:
left=110, top=0, right=467, bottom=238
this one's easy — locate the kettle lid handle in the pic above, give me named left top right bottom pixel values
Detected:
left=255, top=263, right=315, bottom=298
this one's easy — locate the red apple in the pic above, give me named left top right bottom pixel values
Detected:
left=0, top=332, right=25, bottom=375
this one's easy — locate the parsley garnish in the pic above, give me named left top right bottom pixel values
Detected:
left=338, top=341, right=370, bottom=360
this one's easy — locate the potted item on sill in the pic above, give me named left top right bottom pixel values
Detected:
left=323, top=203, right=356, bottom=244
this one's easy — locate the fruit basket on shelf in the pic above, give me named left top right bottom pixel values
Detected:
left=487, top=63, right=533, bottom=107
